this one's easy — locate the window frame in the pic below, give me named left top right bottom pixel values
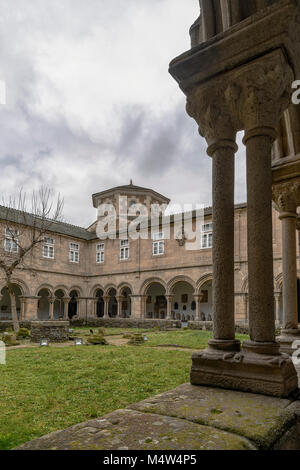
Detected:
left=4, top=228, right=19, bottom=253
left=96, top=243, right=105, bottom=264
left=69, top=242, right=80, bottom=263
left=120, top=239, right=129, bottom=261
left=42, top=237, right=55, bottom=259
left=201, top=223, right=213, bottom=249
left=152, top=231, right=165, bottom=256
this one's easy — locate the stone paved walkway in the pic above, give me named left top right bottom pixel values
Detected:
left=15, top=383, right=300, bottom=451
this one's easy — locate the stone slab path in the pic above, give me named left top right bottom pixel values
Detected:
left=16, top=383, right=300, bottom=451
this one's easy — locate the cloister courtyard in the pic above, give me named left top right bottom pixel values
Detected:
left=0, top=327, right=249, bottom=450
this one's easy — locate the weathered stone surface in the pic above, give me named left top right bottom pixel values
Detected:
left=30, top=321, right=70, bottom=343
left=16, top=408, right=255, bottom=451
left=129, top=384, right=299, bottom=449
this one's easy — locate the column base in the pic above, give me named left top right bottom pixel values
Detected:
left=191, top=341, right=298, bottom=398
left=277, top=329, right=300, bottom=355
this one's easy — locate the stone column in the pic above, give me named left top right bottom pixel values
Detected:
left=116, top=296, right=124, bottom=318
left=243, top=294, right=248, bottom=322
left=130, top=295, right=144, bottom=319
left=49, top=296, right=55, bottom=320
left=273, top=181, right=300, bottom=353
left=62, top=297, right=70, bottom=320
left=194, top=294, right=202, bottom=321
left=140, top=295, right=147, bottom=320
left=274, top=293, right=281, bottom=324
left=103, top=295, right=109, bottom=318
left=23, top=296, right=40, bottom=320
left=166, top=295, right=174, bottom=320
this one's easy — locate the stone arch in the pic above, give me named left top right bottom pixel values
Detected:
left=68, top=286, right=82, bottom=297
left=117, top=281, right=134, bottom=296
left=104, top=284, right=117, bottom=296
left=0, top=283, right=23, bottom=320
left=167, top=275, right=196, bottom=295
left=168, top=277, right=196, bottom=321
left=37, top=287, right=51, bottom=320
left=53, top=285, right=68, bottom=297
left=53, top=288, right=66, bottom=319
left=107, top=287, right=117, bottom=317
left=68, top=289, right=80, bottom=319
left=142, top=278, right=167, bottom=319
left=196, top=273, right=213, bottom=294
left=35, top=284, right=54, bottom=297
left=275, top=273, right=283, bottom=292
left=90, top=284, right=105, bottom=298
left=140, top=277, right=167, bottom=296
left=241, top=276, right=249, bottom=294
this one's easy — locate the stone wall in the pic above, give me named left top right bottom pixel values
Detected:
left=188, top=321, right=282, bottom=336
left=0, top=321, right=32, bottom=331
left=70, top=317, right=181, bottom=329
left=30, top=321, right=70, bottom=343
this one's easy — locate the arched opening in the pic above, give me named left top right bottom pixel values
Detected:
left=0, top=284, right=22, bottom=320
left=95, top=289, right=104, bottom=318
left=199, top=280, right=213, bottom=321
left=120, top=287, right=132, bottom=318
left=68, top=290, right=79, bottom=319
left=54, top=290, right=65, bottom=319
left=145, top=282, right=167, bottom=319
left=108, top=288, right=117, bottom=317
left=170, top=281, right=195, bottom=322
left=38, top=289, right=51, bottom=320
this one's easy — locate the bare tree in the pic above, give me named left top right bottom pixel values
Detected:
left=0, top=187, right=64, bottom=332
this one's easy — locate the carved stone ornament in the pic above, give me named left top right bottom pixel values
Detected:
left=272, top=179, right=300, bottom=213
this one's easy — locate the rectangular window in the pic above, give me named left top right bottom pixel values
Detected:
left=153, top=232, right=165, bottom=256
left=43, top=237, right=55, bottom=259
left=69, top=242, right=80, bottom=263
left=120, top=239, right=129, bottom=260
left=96, top=243, right=105, bottom=264
left=4, top=228, right=19, bottom=253
left=201, top=223, right=213, bottom=249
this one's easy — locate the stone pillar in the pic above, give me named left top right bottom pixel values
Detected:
left=243, top=294, right=248, bottom=322
left=273, top=181, right=300, bottom=353
left=49, top=296, right=55, bottom=320
left=130, top=295, right=143, bottom=319
left=62, top=297, right=70, bottom=320
left=194, top=294, right=202, bottom=321
left=116, top=296, right=124, bottom=318
left=23, top=296, right=40, bottom=320
left=103, top=295, right=109, bottom=318
left=166, top=295, right=174, bottom=320
left=274, top=293, right=281, bottom=324
left=170, top=47, right=298, bottom=396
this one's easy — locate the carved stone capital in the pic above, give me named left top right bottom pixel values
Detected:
left=272, top=179, right=300, bottom=214
left=186, top=80, right=239, bottom=147
left=185, top=49, right=293, bottom=147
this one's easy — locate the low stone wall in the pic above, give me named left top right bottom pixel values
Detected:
left=0, top=321, right=32, bottom=331
left=188, top=321, right=282, bottom=336
left=70, top=317, right=182, bottom=329
left=30, top=321, right=70, bottom=343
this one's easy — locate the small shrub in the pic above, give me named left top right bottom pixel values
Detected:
left=86, top=335, right=108, bottom=345
left=97, top=328, right=106, bottom=336
left=128, top=333, right=145, bottom=346
left=1, top=333, right=20, bottom=346
left=16, top=328, right=31, bottom=339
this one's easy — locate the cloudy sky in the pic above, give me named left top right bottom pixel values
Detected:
left=0, top=0, right=247, bottom=227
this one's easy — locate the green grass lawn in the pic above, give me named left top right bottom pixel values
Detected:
left=143, top=329, right=249, bottom=349
left=73, top=326, right=154, bottom=336
left=0, top=329, right=250, bottom=450
left=0, top=345, right=191, bottom=450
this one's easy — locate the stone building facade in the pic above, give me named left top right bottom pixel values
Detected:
left=0, top=183, right=295, bottom=324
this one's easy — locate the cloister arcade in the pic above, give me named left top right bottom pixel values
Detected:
left=0, top=275, right=293, bottom=324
